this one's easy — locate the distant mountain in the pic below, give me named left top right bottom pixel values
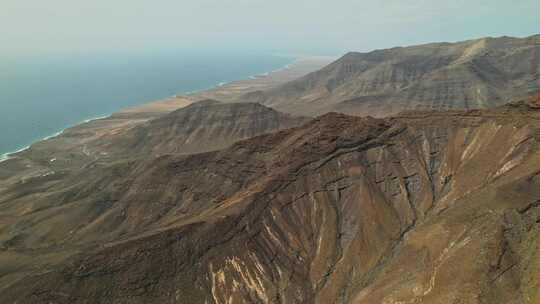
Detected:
left=242, top=34, right=540, bottom=116
left=95, top=99, right=307, bottom=156
left=2, top=94, right=540, bottom=303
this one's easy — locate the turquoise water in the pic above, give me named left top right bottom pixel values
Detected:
left=0, top=49, right=292, bottom=156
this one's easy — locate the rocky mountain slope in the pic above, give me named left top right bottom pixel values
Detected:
left=96, top=99, right=306, bottom=157
left=1, top=95, right=540, bottom=303
left=242, top=34, right=540, bottom=117
left=0, top=100, right=303, bottom=184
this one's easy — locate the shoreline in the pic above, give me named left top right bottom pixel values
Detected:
left=0, top=114, right=111, bottom=163
left=0, top=145, right=30, bottom=163
left=0, top=56, right=304, bottom=163
left=189, top=55, right=334, bottom=102
left=183, top=56, right=299, bottom=95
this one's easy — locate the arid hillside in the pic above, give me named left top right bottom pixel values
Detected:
left=98, top=100, right=307, bottom=157
left=241, top=35, right=540, bottom=117
left=1, top=95, right=540, bottom=303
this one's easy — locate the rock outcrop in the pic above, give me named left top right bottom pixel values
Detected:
left=1, top=96, right=540, bottom=303
left=242, top=34, right=540, bottom=117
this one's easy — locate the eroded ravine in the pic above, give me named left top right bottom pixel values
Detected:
left=1, top=99, right=540, bottom=303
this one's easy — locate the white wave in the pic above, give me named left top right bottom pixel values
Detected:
left=82, top=115, right=109, bottom=124
left=0, top=145, right=30, bottom=162
left=0, top=154, right=9, bottom=163
left=42, top=130, right=64, bottom=141
left=0, top=114, right=111, bottom=164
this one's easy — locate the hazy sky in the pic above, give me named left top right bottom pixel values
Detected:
left=2, top=0, right=539, bottom=56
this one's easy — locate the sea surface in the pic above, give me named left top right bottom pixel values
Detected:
left=0, top=49, right=292, bottom=157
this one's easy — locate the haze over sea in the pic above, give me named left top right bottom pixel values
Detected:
left=0, top=49, right=292, bottom=156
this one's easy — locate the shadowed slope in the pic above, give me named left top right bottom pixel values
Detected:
left=94, top=99, right=307, bottom=156
left=242, top=35, right=540, bottom=117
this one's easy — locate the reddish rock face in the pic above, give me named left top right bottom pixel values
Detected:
left=1, top=98, right=540, bottom=303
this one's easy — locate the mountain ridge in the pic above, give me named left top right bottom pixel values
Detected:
left=98, top=99, right=307, bottom=157
left=240, top=34, right=540, bottom=117
left=1, top=95, right=540, bottom=303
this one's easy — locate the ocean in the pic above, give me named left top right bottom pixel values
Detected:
left=0, top=49, right=292, bottom=157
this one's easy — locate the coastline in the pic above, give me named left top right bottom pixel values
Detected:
left=0, top=55, right=333, bottom=163
left=0, top=114, right=110, bottom=163
left=0, top=144, right=32, bottom=163
left=189, top=55, right=334, bottom=102
left=0, top=57, right=299, bottom=163
left=183, top=56, right=299, bottom=95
